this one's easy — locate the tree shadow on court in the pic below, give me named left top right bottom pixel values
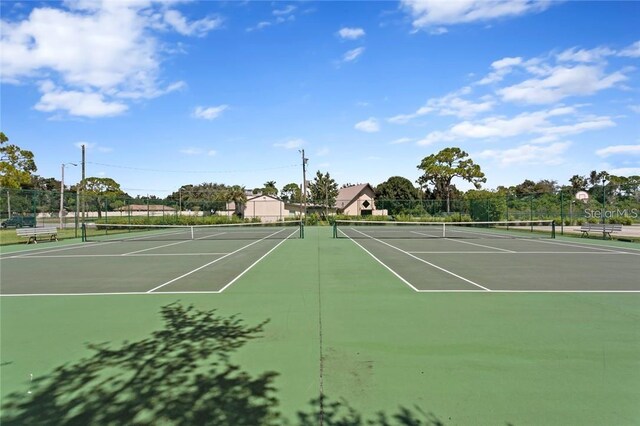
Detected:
left=1, top=303, right=280, bottom=425
left=294, top=396, right=446, bottom=426
left=2, top=302, right=450, bottom=426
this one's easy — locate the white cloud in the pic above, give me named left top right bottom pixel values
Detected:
left=556, top=46, right=615, bottom=63
left=498, top=65, right=628, bottom=104
left=429, top=27, right=448, bottom=35
left=476, top=56, right=522, bottom=85
left=607, top=167, right=640, bottom=176
left=478, top=142, right=571, bottom=166
left=415, top=107, right=615, bottom=144
left=389, top=88, right=494, bottom=123
left=74, top=141, right=112, bottom=153
left=180, top=147, right=202, bottom=155
left=246, top=21, right=272, bottom=32
left=596, top=144, right=640, bottom=157
left=163, top=10, right=223, bottom=37
left=35, top=82, right=128, bottom=118
left=630, top=105, right=640, bottom=114
left=192, top=105, right=229, bottom=120
left=207, top=150, right=217, bottom=156
left=337, top=27, right=365, bottom=40
left=274, top=138, right=305, bottom=149
left=273, top=5, right=296, bottom=16
left=0, top=2, right=218, bottom=117
left=618, top=40, right=640, bottom=58
left=400, top=0, right=554, bottom=31
left=342, top=47, right=365, bottom=63
left=354, top=117, right=380, bottom=133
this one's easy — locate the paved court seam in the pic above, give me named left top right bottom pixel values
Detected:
left=340, top=230, right=420, bottom=292
left=349, top=228, right=491, bottom=292
left=216, top=229, right=298, bottom=293
left=146, top=228, right=288, bottom=293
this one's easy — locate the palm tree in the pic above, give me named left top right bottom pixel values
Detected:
left=263, top=181, right=278, bottom=196
left=225, top=185, right=247, bottom=218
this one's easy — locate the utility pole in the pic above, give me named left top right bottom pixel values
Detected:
left=300, top=149, right=308, bottom=221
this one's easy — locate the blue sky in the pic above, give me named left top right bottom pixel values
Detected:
left=1, top=0, right=639, bottom=197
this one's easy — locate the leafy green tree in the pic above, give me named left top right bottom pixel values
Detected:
left=167, top=183, right=228, bottom=214
left=416, top=147, right=486, bottom=213
left=0, top=132, right=37, bottom=189
left=465, top=189, right=507, bottom=221
left=83, top=177, right=126, bottom=218
left=374, top=176, right=419, bottom=215
left=308, top=171, right=338, bottom=211
left=281, top=183, right=301, bottom=203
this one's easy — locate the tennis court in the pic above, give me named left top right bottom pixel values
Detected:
left=0, top=221, right=303, bottom=296
left=333, top=220, right=640, bottom=292
left=1, top=224, right=639, bottom=425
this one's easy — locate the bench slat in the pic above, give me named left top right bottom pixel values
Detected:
left=15, top=227, right=59, bottom=244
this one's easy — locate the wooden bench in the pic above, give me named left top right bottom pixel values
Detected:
left=578, top=223, right=623, bottom=239
left=16, top=227, right=59, bottom=244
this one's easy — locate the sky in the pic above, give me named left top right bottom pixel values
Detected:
left=1, top=0, right=639, bottom=197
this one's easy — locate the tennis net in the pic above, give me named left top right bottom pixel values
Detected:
left=333, top=220, right=555, bottom=239
left=83, top=221, right=304, bottom=242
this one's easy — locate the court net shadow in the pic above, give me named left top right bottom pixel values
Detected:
left=2, top=302, right=453, bottom=426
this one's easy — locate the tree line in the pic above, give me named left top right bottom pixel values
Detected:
left=2, top=131, right=638, bottom=219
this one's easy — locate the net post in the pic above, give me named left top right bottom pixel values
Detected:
left=81, top=223, right=86, bottom=242
left=190, top=226, right=194, bottom=240
left=442, top=223, right=446, bottom=238
left=332, top=222, right=337, bottom=238
left=551, top=221, right=556, bottom=239
left=300, top=221, right=304, bottom=239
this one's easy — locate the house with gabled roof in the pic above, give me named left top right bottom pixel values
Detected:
left=336, top=183, right=378, bottom=216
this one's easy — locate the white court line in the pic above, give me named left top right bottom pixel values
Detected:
left=121, top=232, right=227, bottom=255
left=529, top=238, right=639, bottom=255
left=0, top=291, right=224, bottom=297
left=4, top=288, right=638, bottom=297
left=2, top=253, right=230, bottom=259
left=217, top=229, right=299, bottom=293
left=407, top=251, right=633, bottom=254
left=1, top=241, right=116, bottom=259
left=340, top=229, right=420, bottom=292
left=146, top=228, right=287, bottom=293
left=348, top=228, right=491, bottom=292
left=409, top=231, right=516, bottom=253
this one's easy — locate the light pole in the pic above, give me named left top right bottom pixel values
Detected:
left=59, top=162, right=77, bottom=229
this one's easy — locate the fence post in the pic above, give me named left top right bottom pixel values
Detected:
left=560, top=191, right=564, bottom=236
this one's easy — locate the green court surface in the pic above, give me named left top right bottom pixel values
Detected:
left=1, top=227, right=639, bottom=424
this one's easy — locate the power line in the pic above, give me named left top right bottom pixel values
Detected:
left=86, top=161, right=299, bottom=174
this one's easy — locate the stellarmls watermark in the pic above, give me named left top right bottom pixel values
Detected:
left=584, top=208, right=639, bottom=219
